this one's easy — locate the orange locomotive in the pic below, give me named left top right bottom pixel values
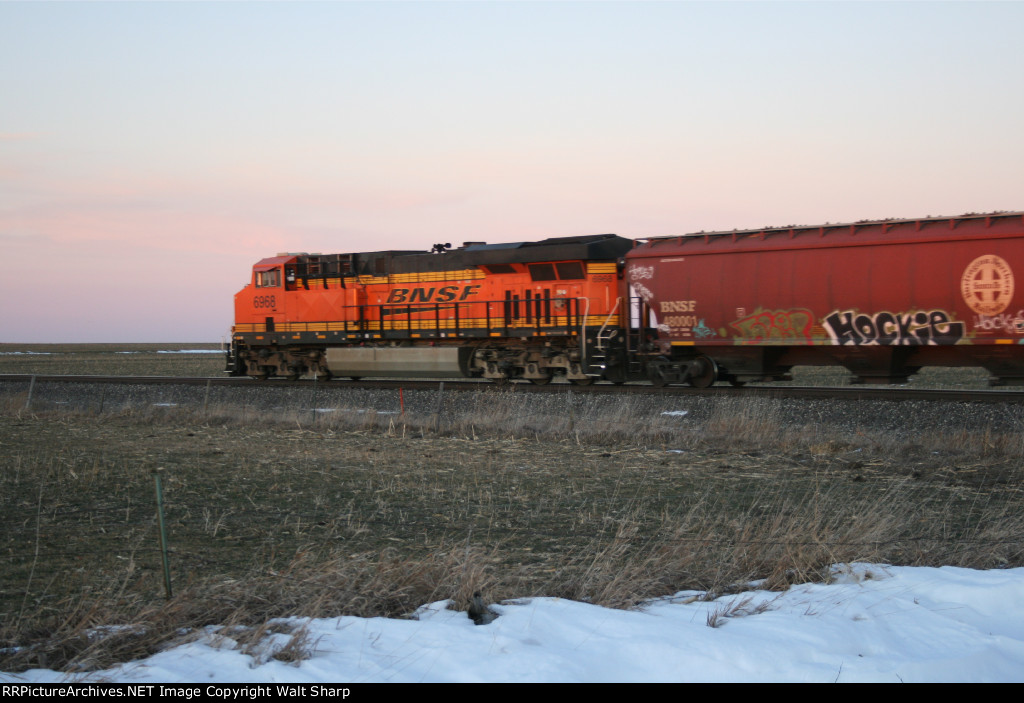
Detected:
left=227, top=234, right=635, bottom=383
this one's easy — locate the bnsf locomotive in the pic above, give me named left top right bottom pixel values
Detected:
left=227, top=212, right=1024, bottom=386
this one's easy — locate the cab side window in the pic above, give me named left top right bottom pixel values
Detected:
left=257, top=270, right=280, bottom=288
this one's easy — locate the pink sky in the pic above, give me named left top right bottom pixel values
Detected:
left=2, top=2, right=1022, bottom=342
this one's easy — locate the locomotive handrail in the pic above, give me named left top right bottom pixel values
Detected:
left=595, top=297, right=622, bottom=351
left=234, top=296, right=602, bottom=341
left=576, top=296, right=591, bottom=364
left=305, top=298, right=592, bottom=337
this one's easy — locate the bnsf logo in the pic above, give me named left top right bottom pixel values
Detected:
left=386, top=285, right=482, bottom=304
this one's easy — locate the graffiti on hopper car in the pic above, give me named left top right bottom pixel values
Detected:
left=693, top=319, right=716, bottom=339
left=823, top=309, right=965, bottom=346
left=730, top=308, right=815, bottom=344
left=626, top=265, right=656, bottom=304
left=972, top=311, right=1024, bottom=335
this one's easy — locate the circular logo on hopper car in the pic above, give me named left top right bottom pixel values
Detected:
left=961, top=255, right=1014, bottom=316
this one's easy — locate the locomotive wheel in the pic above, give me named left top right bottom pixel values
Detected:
left=569, top=377, right=595, bottom=386
left=688, top=356, right=718, bottom=389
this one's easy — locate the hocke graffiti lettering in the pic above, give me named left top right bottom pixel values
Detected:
left=973, top=310, right=1024, bottom=335
left=823, top=309, right=965, bottom=346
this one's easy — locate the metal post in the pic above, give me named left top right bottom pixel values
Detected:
left=567, top=388, right=575, bottom=433
left=432, top=381, right=444, bottom=430
left=152, top=470, right=173, bottom=600
left=24, top=375, right=35, bottom=411
left=310, top=373, right=318, bottom=426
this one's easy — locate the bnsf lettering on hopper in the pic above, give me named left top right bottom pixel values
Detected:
left=228, top=212, right=1024, bottom=386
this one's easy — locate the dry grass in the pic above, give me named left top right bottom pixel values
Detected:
left=1, top=364, right=1023, bottom=674
left=706, top=596, right=775, bottom=628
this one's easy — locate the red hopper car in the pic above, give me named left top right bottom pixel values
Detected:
left=624, top=211, right=1024, bottom=386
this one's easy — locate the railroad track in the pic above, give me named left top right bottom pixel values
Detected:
left=2, top=374, right=1024, bottom=403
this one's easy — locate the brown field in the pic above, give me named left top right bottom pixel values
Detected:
left=1, top=345, right=1022, bottom=673
left=0, top=343, right=225, bottom=378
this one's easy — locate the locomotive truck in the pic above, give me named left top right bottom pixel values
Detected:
left=227, top=211, right=1024, bottom=386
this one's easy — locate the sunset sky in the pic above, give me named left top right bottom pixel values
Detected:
left=2, top=1, right=1022, bottom=342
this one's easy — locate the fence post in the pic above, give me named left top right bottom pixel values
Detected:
left=310, top=374, right=318, bottom=426
left=152, top=469, right=173, bottom=600
left=567, top=388, right=575, bottom=433
left=432, top=381, right=445, bottom=431
left=24, top=375, right=36, bottom=411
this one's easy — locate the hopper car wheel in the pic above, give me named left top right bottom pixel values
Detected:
left=570, top=377, right=595, bottom=386
left=728, top=378, right=746, bottom=388
left=350, top=376, right=362, bottom=381
left=649, top=358, right=670, bottom=387
left=649, top=369, right=668, bottom=388
left=689, top=356, right=718, bottom=389
left=530, top=376, right=552, bottom=386
left=286, top=374, right=300, bottom=382
left=316, top=371, right=333, bottom=382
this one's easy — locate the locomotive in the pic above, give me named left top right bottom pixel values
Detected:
left=226, top=234, right=636, bottom=385
left=227, top=211, right=1024, bottom=386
